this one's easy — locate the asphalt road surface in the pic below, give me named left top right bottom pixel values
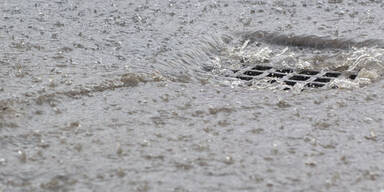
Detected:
left=1, top=0, right=384, bottom=191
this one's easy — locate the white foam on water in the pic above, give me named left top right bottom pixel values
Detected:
left=330, top=47, right=384, bottom=89
left=219, top=37, right=384, bottom=90
left=162, top=32, right=384, bottom=91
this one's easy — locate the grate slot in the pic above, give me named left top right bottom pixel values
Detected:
left=349, top=74, right=357, bottom=80
left=252, top=65, right=273, bottom=71
left=290, top=75, right=311, bottom=81
left=306, top=83, right=326, bottom=88
left=276, top=69, right=293, bottom=73
left=324, top=72, right=341, bottom=77
left=314, top=77, right=332, bottom=83
left=244, top=71, right=263, bottom=76
left=267, top=73, right=286, bottom=78
left=237, top=76, right=253, bottom=81
left=299, top=70, right=319, bottom=75
left=284, top=81, right=297, bottom=86
left=232, top=65, right=357, bottom=90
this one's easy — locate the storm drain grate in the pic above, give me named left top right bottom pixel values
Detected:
left=234, top=65, right=357, bottom=89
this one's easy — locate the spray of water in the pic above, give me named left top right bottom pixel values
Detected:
left=217, top=33, right=384, bottom=90
left=159, top=31, right=384, bottom=90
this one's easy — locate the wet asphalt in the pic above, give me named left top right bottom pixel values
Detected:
left=1, top=0, right=384, bottom=191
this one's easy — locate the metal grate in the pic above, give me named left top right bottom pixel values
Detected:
left=234, top=65, right=357, bottom=89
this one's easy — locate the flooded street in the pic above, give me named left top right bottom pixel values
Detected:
left=1, top=0, right=384, bottom=191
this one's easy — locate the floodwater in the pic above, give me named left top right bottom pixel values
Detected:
left=1, top=0, right=384, bottom=191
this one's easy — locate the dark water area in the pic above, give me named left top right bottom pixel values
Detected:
left=240, top=31, right=384, bottom=49
left=1, top=0, right=384, bottom=191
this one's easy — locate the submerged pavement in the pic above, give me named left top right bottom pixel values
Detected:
left=1, top=0, right=384, bottom=191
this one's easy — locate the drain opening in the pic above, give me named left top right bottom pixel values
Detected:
left=234, top=64, right=357, bottom=89
left=314, top=78, right=331, bottom=83
left=276, top=69, right=293, bottom=73
left=324, top=72, right=341, bottom=77
left=244, top=71, right=263, bottom=76
left=299, top=70, right=319, bottom=75
left=267, top=73, right=286, bottom=78
left=349, top=74, right=357, bottom=80
left=290, top=75, right=311, bottom=81
left=253, top=66, right=272, bottom=71
left=306, top=83, right=326, bottom=88
left=284, top=81, right=297, bottom=86
left=237, top=76, right=253, bottom=81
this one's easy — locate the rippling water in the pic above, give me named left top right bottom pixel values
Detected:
left=165, top=31, right=384, bottom=91
left=1, top=0, right=384, bottom=191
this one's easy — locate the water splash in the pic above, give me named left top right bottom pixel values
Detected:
left=219, top=32, right=384, bottom=90
left=159, top=31, right=384, bottom=90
